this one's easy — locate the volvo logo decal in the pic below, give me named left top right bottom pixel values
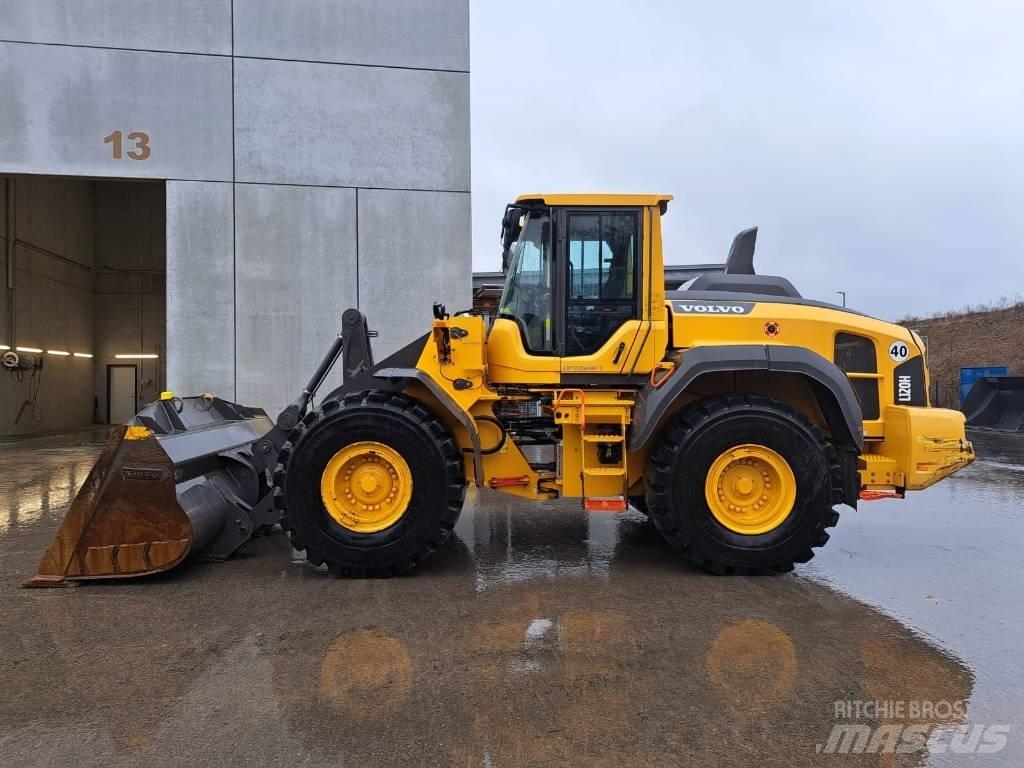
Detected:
left=121, top=467, right=166, bottom=482
left=672, top=301, right=755, bottom=315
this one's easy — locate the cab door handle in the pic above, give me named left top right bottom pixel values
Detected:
left=612, top=341, right=626, bottom=365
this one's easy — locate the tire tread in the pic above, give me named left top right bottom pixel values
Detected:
left=273, top=390, right=465, bottom=578
left=644, top=393, right=849, bottom=575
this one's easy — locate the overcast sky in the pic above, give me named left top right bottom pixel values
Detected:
left=469, top=0, right=1024, bottom=320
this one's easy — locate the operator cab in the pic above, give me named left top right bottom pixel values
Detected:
left=496, top=195, right=654, bottom=362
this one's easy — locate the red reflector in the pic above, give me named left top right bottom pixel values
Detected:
left=859, top=489, right=905, bottom=501
left=584, top=497, right=628, bottom=512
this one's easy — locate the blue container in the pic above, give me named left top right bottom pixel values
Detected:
left=961, top=366, right=1008, bottom=404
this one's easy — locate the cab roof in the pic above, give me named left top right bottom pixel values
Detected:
left=515, top=193, right=673, bottom=209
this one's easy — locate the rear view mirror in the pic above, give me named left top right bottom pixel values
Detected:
left=500, top=205, right=525, bottom=273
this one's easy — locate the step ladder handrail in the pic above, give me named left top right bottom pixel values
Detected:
left=551, top=388, right=587, bottom=428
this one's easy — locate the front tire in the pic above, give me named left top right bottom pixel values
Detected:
left=645, top=394, right=847, bottom=575
left=274, top=390, right=465, bottom=577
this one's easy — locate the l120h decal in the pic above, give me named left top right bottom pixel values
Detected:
left=893, top=356, right=926, bottom=406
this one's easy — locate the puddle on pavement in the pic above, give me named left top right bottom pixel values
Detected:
left=0, top=448, right=97, bottom=533
left=1, top=431, right=1020, bottom=765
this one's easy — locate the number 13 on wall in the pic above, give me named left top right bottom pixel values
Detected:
left=104, top=130, right=151, bottom=160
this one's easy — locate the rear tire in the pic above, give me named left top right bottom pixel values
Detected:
left=645, top=394, right=846, bottom=575
left=274, top=390, right=465, bottom=577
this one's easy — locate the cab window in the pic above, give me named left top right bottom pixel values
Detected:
left=498, top=211, right=554, bottom=353
left=566, top=211, right=639, bottom=356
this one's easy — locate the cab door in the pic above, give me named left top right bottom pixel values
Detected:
left=558, top=208, right=646, bottom=380
left=486, top=207, right=561, bottom=384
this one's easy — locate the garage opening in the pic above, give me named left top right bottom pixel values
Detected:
left=1, top=175, right=166, bottom=437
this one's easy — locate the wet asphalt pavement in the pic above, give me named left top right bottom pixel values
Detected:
left=1, top=429, right=1021, bottom=767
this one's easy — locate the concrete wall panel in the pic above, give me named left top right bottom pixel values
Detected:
left=0, top=177, right=95, bottom=435
left=235, top=59, right=470, bottom=191
left=16, top=177, right=95, bottom=270
left=95, top=182, right=166, bottom=272
left=0, top=1, right=232, bottom=55
left=357, top=189, right=471, bottom=358
left=166, top=182, right=235, bottom=400
left=0, top=42, right=232, bottom=181
left=235, top=184, right=357, bottom=417
left=233, top=0, right=469, bottom=71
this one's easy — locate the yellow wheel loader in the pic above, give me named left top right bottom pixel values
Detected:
left=25, top=194, right=975, bottom=586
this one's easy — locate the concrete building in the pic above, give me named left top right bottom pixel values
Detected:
left=0, top=1, right=471, bottom=436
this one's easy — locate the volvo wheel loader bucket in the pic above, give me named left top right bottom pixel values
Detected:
left=963, top=375, right=1024, bottom=432
left=23, top=396, right=279, bottom=587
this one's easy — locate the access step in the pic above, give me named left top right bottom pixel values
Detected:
left=858, top=453, right=903, bottom=487
left=582, top=434, right=624, bottom=443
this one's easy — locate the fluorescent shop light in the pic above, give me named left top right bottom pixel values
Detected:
left=16, top=346, right=43, bottom=353
left=73, top=352, right=94, bottom=358
left=115, top=353, right=159, bottom=359
left=0, top=344, right=9, bottom=350
left=47, top=350, right=71, bottom=356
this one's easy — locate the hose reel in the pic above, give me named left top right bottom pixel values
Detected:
left=3, top=350, right=45, bottom=423
left=2, top=349, right=43, bottom=371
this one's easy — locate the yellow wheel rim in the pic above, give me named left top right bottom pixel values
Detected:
left=320, top=441, right=413, bottom=533
left=705, top=444, right=796, bottom=535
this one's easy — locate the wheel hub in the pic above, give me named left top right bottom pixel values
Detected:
left=705, top=444, right=796, bottom=535
left=321, top=441, right=413, bottom=533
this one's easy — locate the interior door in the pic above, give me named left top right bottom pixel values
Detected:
left=108, top=365, right=138, bottom=424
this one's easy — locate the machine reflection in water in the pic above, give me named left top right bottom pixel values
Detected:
left=0, top=434, right=982, bottom=767
left=266, top=493, right=973, bottom=767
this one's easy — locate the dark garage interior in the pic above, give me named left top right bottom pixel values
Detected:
left=1, top=175, right=166, bottom=437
